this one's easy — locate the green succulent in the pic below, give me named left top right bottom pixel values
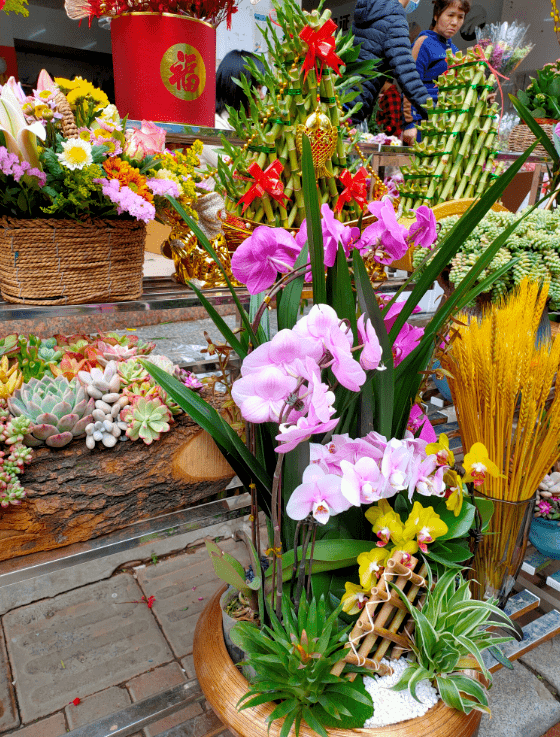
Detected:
left=117, top=358, right=150, bottom=387
left=0, top=335, right=19, bottom=360
left=231, top=595, right=373, bottom=737
left=8, top=375, right=95, bottom=448
left=392, top=565, right=515, bottom=715
left=16, top=335, right=61, bottom=382
left=122, top=397, right=172, bottom=445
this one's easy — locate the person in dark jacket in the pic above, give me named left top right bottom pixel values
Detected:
left=351, top=0, right=429, bottom=123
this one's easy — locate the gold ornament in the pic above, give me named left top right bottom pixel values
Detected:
left=296, top=112, right=338, bottom=178
left=164, top=227, right=240, bottom=290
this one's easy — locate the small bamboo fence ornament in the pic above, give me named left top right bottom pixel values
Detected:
left=331, top=552, right=429, bottom=680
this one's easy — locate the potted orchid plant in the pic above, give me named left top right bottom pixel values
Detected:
left=144, top=138, right=533, bottom=736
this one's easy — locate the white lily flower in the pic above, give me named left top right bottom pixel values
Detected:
left=0, top=79, right=46, bottom=168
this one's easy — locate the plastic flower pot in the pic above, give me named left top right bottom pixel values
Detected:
left=529, top=516, right=560, bottom=560
left=193, top=586, right=483, bottom=737
left=110, top=13, right=216, bottom=126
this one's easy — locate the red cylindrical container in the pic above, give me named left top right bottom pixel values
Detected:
left=111, top=12, right=216, bottom=126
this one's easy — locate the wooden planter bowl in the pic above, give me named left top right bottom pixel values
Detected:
left=193, top=587, right=482, bottom=737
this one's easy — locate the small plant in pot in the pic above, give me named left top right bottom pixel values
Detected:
left=529, top=472, right=560, bottom=559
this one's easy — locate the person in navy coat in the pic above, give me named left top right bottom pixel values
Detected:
left=351, top=0, right=429, bottom=124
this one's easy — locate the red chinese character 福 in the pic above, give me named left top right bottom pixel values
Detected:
left=169, top=50, right=199, bottom=93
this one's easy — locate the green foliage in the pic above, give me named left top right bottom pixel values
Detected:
left=231, top=594, right=373, bottom=737
left=40, top=159, right=114, bottom=220
left=205, top=537, right=261, bottom=599
left=16, top=335, right=58, bottom=382
left=392, top=564, right=515, bottom=714
left=516, top=62, right=560, bottom=120
left=413, top=208, right=560, bottom=310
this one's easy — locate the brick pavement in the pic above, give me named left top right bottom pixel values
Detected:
left=0, top=537, right=249, bottom=736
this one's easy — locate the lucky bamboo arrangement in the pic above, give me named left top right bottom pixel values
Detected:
left=399, top=48, right=502, bottom=213
left=213, top=0, right=383, bottom=229
left=441, top=279, right=560, bottom=603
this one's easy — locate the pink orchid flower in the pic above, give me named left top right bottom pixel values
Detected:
left=231, top=226, right=301, bottom=295
left=286, top=464, right=351, bottom=524
left=275, top=414, right=339, bottom=454
left=408, top=404, right=437, bottom=443
left=231, top=366, right=297, bottom=423
left=340, top=456, right=385, bottom=506
left=379, top=298, right=422, bottom=332
left=359, top=200, right=409, bottom=265
left=240, top=329, right=322, bottom=376
left=380, top=439, right=414, bottom=494
left=392, top=322, right=424, bottom=366
left=296, top=204, right=361, bottom=268
left=408, top=205, right=437, bottom=250
left=357, top=314, right=382, bottom=371
left=290, top=356, right=336, bottom=423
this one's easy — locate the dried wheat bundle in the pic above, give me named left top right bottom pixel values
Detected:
left=441, top=279, right=560, bottom=599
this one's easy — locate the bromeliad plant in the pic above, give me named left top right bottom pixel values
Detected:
left=143, top=136, right=534, bottom=731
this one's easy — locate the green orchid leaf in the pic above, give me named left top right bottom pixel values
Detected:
left=277, top=244, right=309, bottom=331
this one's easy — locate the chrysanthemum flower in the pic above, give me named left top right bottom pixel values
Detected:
left=57, top=138, right=93, bottom=170
left=103, top=157, right=153, bottom=203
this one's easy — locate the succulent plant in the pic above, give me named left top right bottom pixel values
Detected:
left=0, top=415, right=32, bottom=445
left=118, top=358, right=150, bottom=387
left=16, top=335, right=58, bottom=382
left=96, top=341, right=138, bottom=366
left=0, top=400, right=32, bottom=507
left=78, top=361, right=121, bottom=399
left=8, top=375, right=95, bottom=448
left=0, top=356, right=23, bottom=400
left=50, top=353, right=93, bottom=380
left=145, top=355, right=175, bottom=374
left=120, top=397, right=172, bottom=445
left=37, top=337, right=63, bottom=365
left=96, top=332, right=156, bottom=355
left=0, top=334, right=19, bottom=360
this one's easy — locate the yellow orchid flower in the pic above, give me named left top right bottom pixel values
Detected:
left=463, top=442, right=503, bottom=487
left=388, top=535, right=419, bottom=559
left=357, top=547, right=391, bottom=590
left=444, top=469, right=464, bottom=517
left=365, top=499, right=404, bottom=547
left=0, top=79, right=46, bottom=167
left=341, top=582, right=371, bottom=615
left=0, top=356, right=23, bottom=399
left=425, top=433, right=455, bottom=468
left=403, top=501, right=448, bottom=553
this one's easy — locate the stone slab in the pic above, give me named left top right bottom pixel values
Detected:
left=0, top=514, right=252, bottom=616
left=0, top=627, right=19, bottom=732
left=65, top=686, right=132, bottom=730
left=5, top=713, right=67, bottom=737
left=136, top=537, right=250, bottom=658
left=126, top=663, right=202, bottom=737
left=479, top=661, right=560, bottom=737
left=3, top=573, right=174, bottom=722
left=520, top=633, right=560, bottom=693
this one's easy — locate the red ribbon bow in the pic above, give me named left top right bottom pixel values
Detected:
left=299, top=20, right=343, bottom=82
left=335, top=167, right=369, bottom=213
left=237, top=161, right=290, bottom=214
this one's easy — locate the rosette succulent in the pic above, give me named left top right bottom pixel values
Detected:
left=8, top=375, right=95, bottom=448
left=120, top=397, right=172, bottom=445
left=96, top=341, right=138, bottom=366
left=118, top=358, right=150, bottom=387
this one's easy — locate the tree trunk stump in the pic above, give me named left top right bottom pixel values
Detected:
left=0, top=413, right=234, bottom=561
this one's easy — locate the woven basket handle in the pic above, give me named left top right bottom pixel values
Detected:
left=54, top=91, right=79, bottom=139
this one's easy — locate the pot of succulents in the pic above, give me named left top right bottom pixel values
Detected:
left=0, top=72, right=201, bottom=306
left=529, top=473, right=560, bottom=560
left=144, top=105, right=535, bottom=735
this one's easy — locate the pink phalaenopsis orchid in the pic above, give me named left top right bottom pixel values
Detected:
left=340, top=456, right=385, bottom=506
left=392, top=322, right=424, bottom=366
left=240, top=329, right=322, bottom=376
left=286, top=464, right=351, bottom=524
left=231, top=366, right=297, bottom=423
left=408, top=404, right=437, bottom=443
left=231, top=226, right=301, bottom=295
left=359, top=200, right=409, bottom=265
left=408, top=205, right=437, bottom=250
left=380, top=439, right=414, bottom=494
left=275, top=415, right=339, bottom=454
left=357, top=314, right=382, bottom=371
left=296, top=204, right=360, bottom=268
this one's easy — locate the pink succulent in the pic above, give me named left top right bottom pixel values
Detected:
left=286, top=464, right=351, bottom=524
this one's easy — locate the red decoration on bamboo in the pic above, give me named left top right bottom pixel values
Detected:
left=335, top=167, right=369, bottom=213
left=299, top=20, right=343, bottom=82
left=237, top=161, right=290, bottom=214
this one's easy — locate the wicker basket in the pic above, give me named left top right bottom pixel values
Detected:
left=508, top=119, right=557, bottom=156
left=0, top=217, right=146, bottom=305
